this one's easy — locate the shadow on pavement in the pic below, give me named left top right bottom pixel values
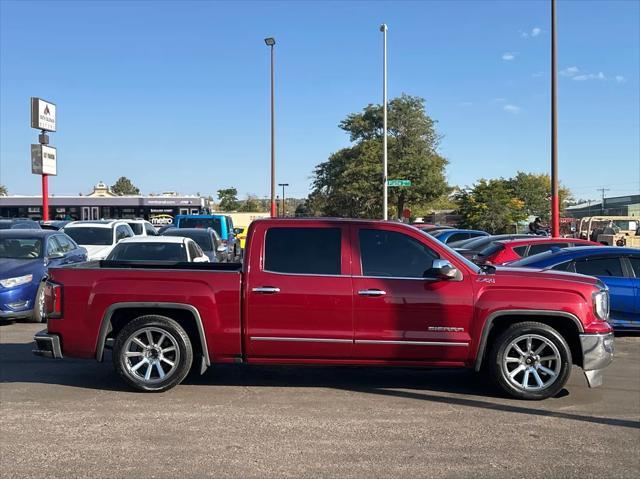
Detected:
left=2, top=341, right=638, bottom=430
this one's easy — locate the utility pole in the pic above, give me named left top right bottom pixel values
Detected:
left=278, top=183, right=289, bottom=217
left=264, top=37, right=277, bottom=218
left=550, top=0, right=560, bottom=237
left=597, top=188, right=610, bottom=214
left=380, top=23, right=388, bottom=221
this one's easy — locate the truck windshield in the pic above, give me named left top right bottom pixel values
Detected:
left=107, top=242, right=187, bottom=261
left=64, top=227, right=113, bottom=245
left=179, top=218, right=222, bottom=235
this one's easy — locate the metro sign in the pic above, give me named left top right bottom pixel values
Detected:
left=31, top=97, right=57, bottom=132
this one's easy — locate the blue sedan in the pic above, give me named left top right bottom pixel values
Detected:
left=430, top=228, right=489, bottom=245
left=509, top=246, right=640, bottom=330
left=0, top=230, right=86, bottom=322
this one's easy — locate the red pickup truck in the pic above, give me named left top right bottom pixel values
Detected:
left=33, top=218, right=614, bottom=400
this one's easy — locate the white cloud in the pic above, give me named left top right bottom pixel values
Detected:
left=560, top=66, right=579, bottom=77
left=503, top=104, right=521, bottom=114
left=615, top=75, right=627, bottom=83
left=573, top=72, right=605, bottom=81
left=502, top=52, right=515, bottom=61
left=521, top=27, right=543, bottom=38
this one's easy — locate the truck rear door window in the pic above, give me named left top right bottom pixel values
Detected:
left=359, top=229, right=438, bottom=278
left=264, top=228, right=341, bottom=275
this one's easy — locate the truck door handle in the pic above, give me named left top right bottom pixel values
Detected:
left=358, top=289, right=386, bottom=297
left=252, top=287, right=281, bottom=294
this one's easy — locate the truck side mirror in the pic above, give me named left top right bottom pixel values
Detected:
left=425, top=259, right=460, bottom=280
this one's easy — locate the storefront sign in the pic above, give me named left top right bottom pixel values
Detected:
left=31, top=144, right=57, bottom=175
left=30, top=98, right=57, bottom=132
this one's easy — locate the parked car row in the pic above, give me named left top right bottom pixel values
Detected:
left=419, top=228, right=639, bottom=331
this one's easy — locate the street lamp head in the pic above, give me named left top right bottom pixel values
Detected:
left=278, top=183, right=289, bottom=187
left=379, top=24, right=387, bottom=32
left=264, top=37, right=276, bottom=46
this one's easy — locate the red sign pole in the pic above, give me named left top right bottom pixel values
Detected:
left=42, top=174, right=49, bottom=221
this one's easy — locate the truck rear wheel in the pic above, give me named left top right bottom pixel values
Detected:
left=113, top=315, right=193, bottom=392
left=488, top=321, right=572, bottom=400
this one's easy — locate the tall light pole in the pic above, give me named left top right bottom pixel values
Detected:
left=264, top=37, right=277, bottom=218
left=380, top=24, right=388, bottom=221
left=550, top=0, right=559, bottom=237
left=278, top=183, right=289, bottom=217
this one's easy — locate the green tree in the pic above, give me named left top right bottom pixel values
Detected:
left=309, top=94, right=449, bottom=218
left=217, top=187, right=240, bottom=211
left=111, top=177, right=140, bottom=196
left=239, top=194, right=264, bottom=212
left=508, top=172, right=573, bottom=219
left=0, top=185, right=7, bottom=196
left=456, top=179, right=527, bottom=234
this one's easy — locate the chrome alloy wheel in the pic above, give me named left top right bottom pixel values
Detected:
left=502, top=334, right=562, bottom=392
left=122, top=327, right=181, bottom=384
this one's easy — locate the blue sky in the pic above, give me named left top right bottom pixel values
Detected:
left=1, top=0, right=638, bottom=201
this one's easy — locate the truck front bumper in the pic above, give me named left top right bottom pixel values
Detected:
left=33, top=329, right=63, bottom=359
left=580, top=332, right=614, bottom=388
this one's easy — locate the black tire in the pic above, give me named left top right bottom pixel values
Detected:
left=113, top=315, right=193, bottom=392
left=488, top=321, right=572, bottom=400
left=29, top=282, right=46, bottom=323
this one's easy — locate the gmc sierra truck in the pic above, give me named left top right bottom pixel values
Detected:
left=33, top=218, right=614, bottom=400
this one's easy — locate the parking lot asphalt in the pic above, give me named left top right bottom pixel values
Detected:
left=1, top=322, right=639, bottom=479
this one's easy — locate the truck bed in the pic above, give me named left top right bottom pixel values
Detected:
left=46, top=261, right=243, bottom=362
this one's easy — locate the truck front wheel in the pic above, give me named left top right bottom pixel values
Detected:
left=113, top=315, right=193, bottom=392
left=488, top=321, right=572, bottom=400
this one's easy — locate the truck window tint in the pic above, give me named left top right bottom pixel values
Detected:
left=265, top=228, right=341, bottom=275
left=359, top=229, right=438, bottom=278
left=574, top=257, right=623, bottom=277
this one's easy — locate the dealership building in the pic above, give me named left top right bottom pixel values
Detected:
left=565, top=194, right=640, bottom=219
left=0, top=182, right=205, bottom=222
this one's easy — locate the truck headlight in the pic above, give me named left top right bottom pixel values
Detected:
left=0, top=274, right=34, bottom=288
left=593, top=290, right=610, bottom=321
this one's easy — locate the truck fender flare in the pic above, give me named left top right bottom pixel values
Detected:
left=96, top=302, right=210, bottom=369
left=474, top=309, right=584, bottom=371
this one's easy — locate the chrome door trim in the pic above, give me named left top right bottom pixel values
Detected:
left=251, top=287, right=281, bottom=294
left=358, top=289, right=387, bottom=296
left=355, top=339, right=469, bottom=347
left=352, top=275, right=439, bottom=281
left=250, top=336, right=353, bottom=344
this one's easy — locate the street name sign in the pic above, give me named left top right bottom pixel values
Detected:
left=31, top=144, right=57, bottom=175
left=388, top=179, right=411, bottom=187
left=30, top=97, right=57, bottom=132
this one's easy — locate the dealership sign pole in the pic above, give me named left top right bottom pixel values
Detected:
left=30, top=98, right=57, bottom=221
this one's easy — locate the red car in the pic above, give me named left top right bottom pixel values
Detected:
left=478, top=237, right=600, bottom=265
left=34, top=218, right=613, bottom=400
